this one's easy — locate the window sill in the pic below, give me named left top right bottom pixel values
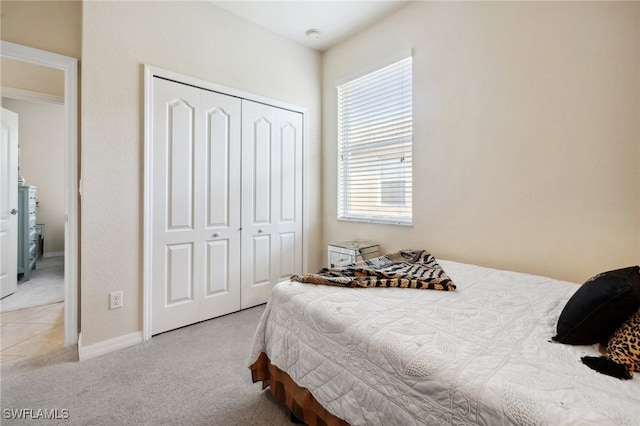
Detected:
left=337, top=216, right=413, bottom=227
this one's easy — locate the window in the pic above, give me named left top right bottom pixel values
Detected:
left=337, top=56, right=413, bottom=225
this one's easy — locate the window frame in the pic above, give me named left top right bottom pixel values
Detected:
left=336, top=53, right=413, bottom=226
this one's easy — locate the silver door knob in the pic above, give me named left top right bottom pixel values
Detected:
left=258, top=229, right=263, bottom=233
left=10, top=209, right=18, bottom=215
left=212, top=233, right=219, bottom=238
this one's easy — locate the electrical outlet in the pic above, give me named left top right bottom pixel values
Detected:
left=109, top=291, right=123, bottom=309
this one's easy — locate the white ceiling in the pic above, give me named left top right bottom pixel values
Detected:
left=211, top=1, right=408, bottom=51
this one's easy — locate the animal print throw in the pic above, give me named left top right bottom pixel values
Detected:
left=291, top=249, right=456, bottom=291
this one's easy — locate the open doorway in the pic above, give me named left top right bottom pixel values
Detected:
left=0, top=41, right=78, bottom=356
left=1, top=94, right=65, bottom=362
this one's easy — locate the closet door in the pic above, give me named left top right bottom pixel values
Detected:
left=198, top=90, right=242, bottom=322
left=151, top=78, right=241, bottom=335
left=241, top=100, right=303, bottom=309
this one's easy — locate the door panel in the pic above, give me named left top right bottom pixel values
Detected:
left=253, top=118, right=272, bottom=224
left=167, top=100, right=195, bottom=230
left=1, top=108, right=18, bottom=299
left=252, top=235, right=271, bottom=285
left=151, top=78, right=241, bottom=335
left=206, top=108, right=230, bottom=228
left=276, top=109, right=304, bottom=290
left=166, top=243, right=193, bottom=304
left=241, top=101, right=303, bottom=309
left=152, top=79, right=200, bottom=334
left=280, top=124, right=296, bottom=223
left=205, top=240, right=229, bottom=295
left=279, top=232, right=296, bottom=279
left=198, top=89, right=241, bottom=323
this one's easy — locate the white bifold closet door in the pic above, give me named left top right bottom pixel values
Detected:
left=240, top=100, right=303, bottom=309
left=151, top=78, right=242, bottom=335
left=151, top=77, right=303, bottom=335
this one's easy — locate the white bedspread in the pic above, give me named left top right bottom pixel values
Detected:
left=249, top=260, right=640, bottom=425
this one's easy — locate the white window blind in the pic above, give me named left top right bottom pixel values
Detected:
left=337, top=56, right=413, bottom=225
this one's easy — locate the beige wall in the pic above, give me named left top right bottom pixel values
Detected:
left=1, top=58, right=65, bottom=97
left=2, top=98, right=66, bottom=254
left=323, top=1, right=640, bottom=283
left=81, top=1, right=322, bottom=346
left=0, top=0, right=81, bottom=59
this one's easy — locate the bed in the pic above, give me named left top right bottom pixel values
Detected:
left=249, top=255, right=640, bottom=425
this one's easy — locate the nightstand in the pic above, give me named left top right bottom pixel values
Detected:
left=328, top=241, right=380, bottom=268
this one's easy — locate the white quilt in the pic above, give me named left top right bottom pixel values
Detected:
left=249, top=260, right=640, bottom=425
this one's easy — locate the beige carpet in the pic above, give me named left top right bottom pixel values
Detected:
left=0, top=305, right=293, bottom=425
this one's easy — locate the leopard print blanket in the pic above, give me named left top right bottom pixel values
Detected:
left=291, top=249, right=456, bottom=291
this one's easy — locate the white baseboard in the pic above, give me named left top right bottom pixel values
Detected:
left=43, top=251, right=64, bottom=258
left=78, top=331, right=143, bottom=361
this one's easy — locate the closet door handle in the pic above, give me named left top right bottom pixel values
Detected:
left=258, top=229, right=263, bottom=234
left=11, top=209, right=18, bottom=215
left=212, top=233, right=220, bottom=238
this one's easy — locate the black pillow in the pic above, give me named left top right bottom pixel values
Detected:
left=553, top=266, right=640, bottom=345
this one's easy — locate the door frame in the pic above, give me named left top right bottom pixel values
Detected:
left=143, top=66, right=309, bottom=340
left=1, top=41, right=79, bottom=346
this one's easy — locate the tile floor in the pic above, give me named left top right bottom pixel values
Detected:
left=0, top=302, right=64, bottom=364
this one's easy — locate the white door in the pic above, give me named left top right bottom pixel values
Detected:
left=151, top=78, right=241, bottom=335
left=241, top=101, right=303, bottom=309
left=1, top=108, right=19, bottom=299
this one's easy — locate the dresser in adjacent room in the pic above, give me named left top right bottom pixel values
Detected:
left=17, top=186, right=37, bottom=281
